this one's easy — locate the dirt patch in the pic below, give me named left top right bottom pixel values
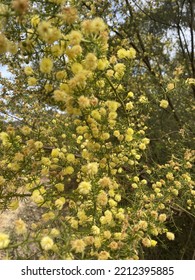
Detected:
left=0, top=205, right=23, bottom=232
left=0, top=200, right=43, bottom=260
left=0, top=203, right=23, bottom=259
left=0, top=178, right=52, bottom=259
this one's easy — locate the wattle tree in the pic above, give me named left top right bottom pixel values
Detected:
left=0, top=0, right=194, bottom=260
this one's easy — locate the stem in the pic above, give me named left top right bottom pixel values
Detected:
left=103, top=74, right=130, bottom=123
left=188, top=0, right=195, bottom=77
left=172, top=203, right=195, bottom=219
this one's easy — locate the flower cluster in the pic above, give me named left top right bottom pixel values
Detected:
left=0, top=0, right=194, bottom=260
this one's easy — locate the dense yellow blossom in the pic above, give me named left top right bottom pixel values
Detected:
left=0, top=132, right=9, bottom=145
left=98, top=251, right=110, bottom=260
left=159, top=214, right=167, bottom=222
left=106, top=101, right=120, bottom=111
left=24, top=66, right=34, bottom=76
left=51, top=148, right=60, bottom=158
left=142, top=237, right=151, bottom=247
left=62, top=166, right=74, bottom=175
left=37, top=21, right=51, bottom=39
left=68, top=30, right=82, bottom=45
left=28, top=77, right=37, bottom=86
left=55, top=183, right=64, bottom=192
left=55, top=197, right=65, bottom=210
left=151, top=240, right=157, bottom=247
left=91, top=18, right=107, bottom=33
left=126, top=102, right=134, bottom=110
left=117, top=48, right=127, bottom=59
left=71, top=239, right=86, bottom=253
left=15, top=219, right=27, bottom=235
left=31, top=15, right=40, bottom=27
left=91, top=225, right=100, bottom=235
left=60, top=7, right=78, bottom=25
left=126, top=47, right=136, bottom=59
left=83, top=53, right=97, bottom=70
left=51, top=44, right=63, bottom=57
left=53, top=90, right=66, bottom=102
left=77, top=181, right=92, bottom=195
left=97, top=59, right=109, bottom=70
left=56, top=71, right=66, bottom=80
left=166, top=232, right=175, bottom=240
left=41, top=236, right=54, bottom=251
left=71, top=63, right=83, bottom=74
left=31, top=190, right=44, bottom=205
left=160, top=99, right=169, bottom=109
left=0, top=233, right=10, bottom=249
left=114, top=63, right=126, bottom=73
left=167, top=83, right=175, bottom=91
left=97, top=190, right=108, bottom=206
left=41, top=157, right=51, bottom=166
left=86, top=162, right=99, bottom=176
left=117, top=47, right=136, bottom=59
left=186, top=78, right=195, bottom=85
left=66, top=153, right=75, bottom=163
left=40, top=57, right=53, bottom=74
left=78, top=95, right=90, bottom=108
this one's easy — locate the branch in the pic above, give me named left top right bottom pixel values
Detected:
left=171, top=203, right=195, bottom=219
left=188, top=0, right=195, bottom=77
left=131, top=0, right=177, bottom=28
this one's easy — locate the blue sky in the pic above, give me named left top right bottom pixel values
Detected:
left=0, top=65, right=13, bottom=78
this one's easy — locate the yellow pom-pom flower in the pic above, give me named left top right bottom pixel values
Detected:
left=53, top=90, right=66, bottom=102
left=51, top=148, right=60, bottom=158
left=66, top=153, right=75, bottom=163
left=159, top=213, right=167, bottom=222
left=97, top=190, right=108, bottom=206
left=126, top=47, right=136, bottom=59
left=24, top=66, right=34, bottom=76
left=166, top=232, right=175, bottom=240
left=41, top=236, right=54, bottom=251
left=91, top=17, right=107, bottom=33
left=31, top=15, right=40, bottom=27
left=160, top=99, right=169, bottom=109
left=55, top=197, right=65, bottom=210
left=71, top=239, right=86, bottom=253
left=68, top=30, right=82, bottom=45
left=151, top=240, right=157, bottom=247
left=55, top=183, right=64, bottom=192
left=0, top=233, right=10, bottom=249
left=28, top=77, right=37, bottom=86
left=15, top=219, right=27, bottom=235
left=167, top=83, right=175, bottom=91
left=83, top=53, right=97, bottom=70
left=142, top=237, right=151, bottom=247
left=34, top=141, right=43, bottom=149
left=126, top=102, right=134, bottom=110
left=71, top=63, right=83, bottom=74
left=40, top=57, right=53, bottom=74
left=117, top=48, right=128, bottom=59
left=91, top=225, right=100, bottom=235
left=86, top=162, right=99, bottom=176
left=98, top=251, right=110, bottom=260
left=60, top=7, right=78, bottom=25
left=77, top=181, right=92, bottom=195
